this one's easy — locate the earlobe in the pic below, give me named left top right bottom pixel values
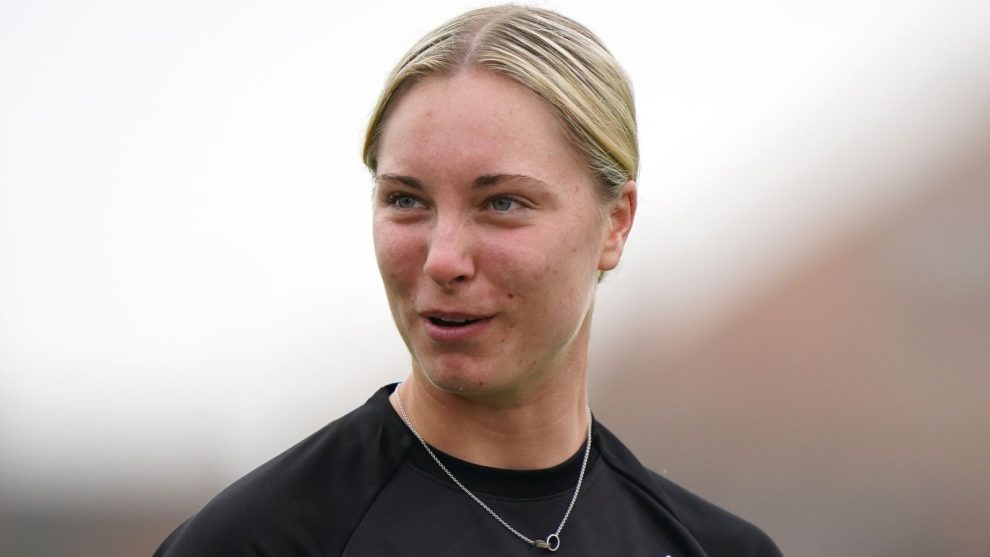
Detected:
left=598, top=179, right=637, bottom=272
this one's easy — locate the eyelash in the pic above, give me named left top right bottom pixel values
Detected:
left=383, top=192, right=527, bottom=213
left=385, top=192, right=423, bottom=210
left=488, top=196, right=522, bottom=212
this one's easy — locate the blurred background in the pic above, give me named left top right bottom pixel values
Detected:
left=1, top=1, right=988, bottom=555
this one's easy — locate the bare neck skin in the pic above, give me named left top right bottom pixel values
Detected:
left=388, top=344, right=591, bottom=471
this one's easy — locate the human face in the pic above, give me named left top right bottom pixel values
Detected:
left=373, top=71, right=633, bottom=402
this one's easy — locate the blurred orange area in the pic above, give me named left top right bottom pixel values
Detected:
left=593, top=130, right=990, bottom=555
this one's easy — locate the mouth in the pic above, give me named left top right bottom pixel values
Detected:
left=427, top=316, right=483, bottom=328
left=419, top=312, right=492, bottom=342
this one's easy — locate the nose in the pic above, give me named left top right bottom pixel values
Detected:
left=423, top=216, right=475, bottom=288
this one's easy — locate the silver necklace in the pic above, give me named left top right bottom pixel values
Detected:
left=393, top=387, right=592, bottom=553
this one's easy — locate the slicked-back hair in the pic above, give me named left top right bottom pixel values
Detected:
left=362, top=5, right=637, bottom=201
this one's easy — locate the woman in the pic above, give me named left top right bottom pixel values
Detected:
left=156, top=5, right=782, bottom=556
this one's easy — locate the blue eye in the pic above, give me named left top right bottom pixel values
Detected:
left=490, top=197, right=516, bottom=212
left=390, top=194, right=420, bottom=209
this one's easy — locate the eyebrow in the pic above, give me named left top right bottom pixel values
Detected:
left=375, top=173, right=552, bottom=190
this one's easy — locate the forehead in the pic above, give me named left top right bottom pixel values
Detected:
left=376, top=71, right=589, bottom=187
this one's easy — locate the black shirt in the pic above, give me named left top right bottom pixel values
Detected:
left=155, top=385, right=782, bottom=556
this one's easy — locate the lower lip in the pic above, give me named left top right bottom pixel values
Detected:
left=421, top=317, right=492, bottom=343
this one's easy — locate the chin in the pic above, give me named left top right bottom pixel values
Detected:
left=416, top=360, right=552, bottom=406
left=415, top=356, right=510, bottom=396
left=420, top=364, right=491, bottom=393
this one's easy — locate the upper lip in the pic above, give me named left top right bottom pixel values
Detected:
left=419, top=310, right=492, bottom=320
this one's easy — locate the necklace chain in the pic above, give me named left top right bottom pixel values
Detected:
left=393, top=386, right=592, bottom=553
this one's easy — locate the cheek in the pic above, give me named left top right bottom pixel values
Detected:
left=486, top=230, right=593, bottom=302
left=374, top=223, right=424, bottom=292
left=540, top=227, right=603, bottom=308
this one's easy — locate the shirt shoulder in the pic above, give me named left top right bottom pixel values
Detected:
left=646, top=469, right=783, bottom=557
left=155, top=386, right=409, bottom=557
left=594, top=421, right=782, bottom=557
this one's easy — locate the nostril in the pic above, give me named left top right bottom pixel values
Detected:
left=423, top=242, right=474, bottom=286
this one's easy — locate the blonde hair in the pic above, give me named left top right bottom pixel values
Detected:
left=361, top=5, right=637, bottom=200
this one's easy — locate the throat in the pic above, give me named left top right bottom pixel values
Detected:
left=392, top=379, right=591, bottom=469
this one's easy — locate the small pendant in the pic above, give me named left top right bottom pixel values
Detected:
left=534, top=533, right=560, bottom=552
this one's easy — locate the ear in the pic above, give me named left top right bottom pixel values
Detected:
left=598, top=179, right=637, bottom=272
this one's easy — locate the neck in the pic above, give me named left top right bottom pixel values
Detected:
left=390, top=370, right=590, bottom=470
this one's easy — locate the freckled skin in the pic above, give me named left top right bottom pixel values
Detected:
left=373, top=71, right=632, bottom=404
